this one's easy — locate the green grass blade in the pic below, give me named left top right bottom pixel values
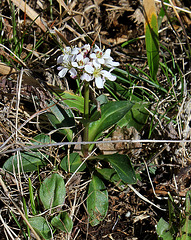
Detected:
left=144, top=0, right=159, bottom=81
left=28, top=177, right=37, bottom=215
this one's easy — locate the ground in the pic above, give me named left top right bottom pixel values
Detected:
left=0, top=0, right=191, bottom=239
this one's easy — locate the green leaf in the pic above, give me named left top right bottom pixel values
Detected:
left=117, top=101, right=150, bottom=131
left=60, top=153, right=86, bottom=173
left=96, top=168, right=120, bottom=183
left=46, top=101, right=75, bottom=141
left=96, top=168, right=125, bottom=189
left=181, top=190, right=191, bottom=240
left=51, top=212, right=73, bottom=233
left=96, top=94, right=109, bottom=105
left=94, top=154, right=137, bottom=184
left=121, top=37, right=140, bottom=48
left=156, top=218, right=173, bottom=240
left=3, top=152, right=46, bottom=173
left=39, top=173, right=66, bottom=210
left=31, top=133, right=54, bottom=145
left=87, top=175, right=108, bottom=226
left=28, top=216, right=51, bottom=240
left=89, top=101, right=134, bottom=142
left=28, top=177, right=37, bottom=215
left=144, top=0, right=159, bottom=80
left=3, top=134, right=53, bottom=173
left=158, top=0, right=169, bottom=29
left=182, top=220, right=191, bottom=240
left=55, top=91, right=84, bottom=113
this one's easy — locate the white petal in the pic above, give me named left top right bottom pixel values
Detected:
left=83, top=44, right=91, bottom=51
left=95, top=76, right=104, bottom=89
left=105, top=60, right=120, bottom=67
left=57, top=66, right=63, bottom=70
left=103, top=49, right=111, bottom=58
left=101, top=70, right=110, bottom=78
left=80, top=73, right=93, bottom=81
left=58, top=68, right=68, bottom=78
left=76, top=53, right=83, bottom=61
left=98, top=58, right=105, bottom=64
left=64, top=47, right=71, bottom=54
left=93, top=60, right=101, bottom=69
left=84, top=57, right=89, bottom=65
left=57, top=55, right=64, bottom=64
left=101, top=70, right=116, bottom=81
left=90, top=53, right=96, bottom=59
left=71, top=47, right=79, bottom=55
left=69, top=68, right=77, bottom=78
left=85, top=65, right=94, bottom=74
left=108, top=74, right=116, bottom=81
left=72, top=62, right=78, bottom=68
left=69, top=55, right=76, bottom=62
left=94, top=44, right=100, bottom=50
left=112, top=61, right=120, bottom=67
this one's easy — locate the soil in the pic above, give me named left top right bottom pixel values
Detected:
left=0, top=0, right=191, bottom=239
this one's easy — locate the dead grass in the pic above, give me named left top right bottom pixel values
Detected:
left=0, top=0, right=191, bottom=239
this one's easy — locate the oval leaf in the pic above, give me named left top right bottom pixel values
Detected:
left=55, top=91, right=84, bottom=113
left=28, top=216, right=51, bottom=240
left=46, top=101, right=75, bottom=141
left=3, top=152, right=47, bottom=173
left=39, top=173, right=66, bottom=210
left=181, top=190, right=191, bottom=240
left=87, top=175, right=108, bottom=226
left=60, top=153, right=86, bottom=173
left=117, top=101, right=150, bottom=131
left=31, top=133, right=55, bottom=145
left=156, top=218, right=173, bottom=240
left=3, top=134, right=54, bottom=173
left=95, top=154, right=137, bottom=184
left=96, top=168, right=125, bottom=189
left=51, top=212, right=73, bottom=233
left=89, top=101, right=134, bottom=141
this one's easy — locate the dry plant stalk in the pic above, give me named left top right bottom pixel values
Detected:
left=10, top=0, right=47, bottom=32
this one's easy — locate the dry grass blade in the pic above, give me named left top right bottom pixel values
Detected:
left=0, top=0, right=191, bottom=238
left=0, top=213, right=19, bottom=240
left=0, top=175, right=41, bottom=240
left=155, top=0, right=191, bottom=14
left=128, top=185, right=166, bottom=211
left=10, top=0, right=47, bottom=32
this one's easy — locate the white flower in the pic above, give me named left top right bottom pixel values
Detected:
left=80, top=72, right=93, bottom=82
left=63, top=46, right=79, bottom=56
left=57, top=47, right=79, bottom=78
left=104, top=58, right=120, bottom=68
left=72, top=53, right=89, bottom=69
left=57, top=44, right=119, bottom=88
left=57, top=54, right=75, bottom=78
left=90, top=47, right=119, bottom=69
left=80, top=44, right=91, bottom=56
left=69, top=68, right=78, bottom=79
left=84, top=65, right=116, bottom=89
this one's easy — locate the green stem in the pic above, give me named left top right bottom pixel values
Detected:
left=82, top=81, right=90, bottom=156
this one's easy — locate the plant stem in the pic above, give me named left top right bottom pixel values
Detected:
left=82, top=81, right=90, bottom=156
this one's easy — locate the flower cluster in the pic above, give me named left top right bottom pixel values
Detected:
left=57, top=44, right=119, bottom=89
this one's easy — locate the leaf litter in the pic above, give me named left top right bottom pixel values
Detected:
left=0, top=0, right=191, bottom=239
